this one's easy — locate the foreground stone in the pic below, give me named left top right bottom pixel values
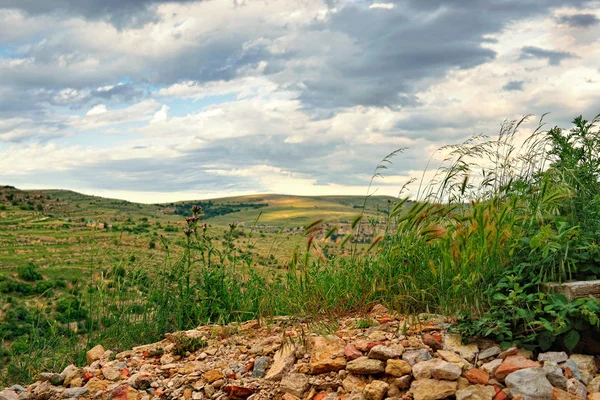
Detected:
left=86, top=344, right=105, bottom=365
left=309, top=336, right=346, bottom=374
left=505, top=368, right=553, bottom=400
left=495, top=356, right=541, bottom=381
left=280, top=373, right=309, bottom=398
left=456, top=384, right=496, bottom=400
left=347, top=357, right=385, bottom=375
left=364, top=380, right=390, bottom=400
left=431, top=361, right=462, bottom=381
left=5, top=307, right=600, bottom=400
left=385, top=359, right=412, bottom=377
left=410, top=379, right=458, bottom=400
left=265, top=343, right=296, bottom=380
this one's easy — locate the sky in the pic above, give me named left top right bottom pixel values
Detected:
left=0, top=0, right=599, bottom=203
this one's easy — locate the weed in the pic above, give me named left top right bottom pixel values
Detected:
left=171, top=334, right=207, bottom=357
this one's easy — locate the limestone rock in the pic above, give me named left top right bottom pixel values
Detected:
left=386, top=359, right=412, bottom=377
left=87, top=344, right=105, bottom=365
left=505, top=367, right=553, bottom=400
left=482, top=359, right=503, bottom=376
left=102, top=365, right=122, bottom=381
left=309, top=336, right=346, bottom=374
left=280, top=373, right=309, bottom=398
left=567, top=378, right=587, bottom=400
left=413, top=359, right=445, bottom=380
left=403, top=349, right=432, bottom=366
left=342, top=374, right=367, bottom=393
left=62, top=387, right=88, bottom=398
left=61, top=365, right=81, bottom=387
left=587, top=376, right=600, bottom=393
left=346, top=357, right=385, bottom=375
left=431, top=361, right=462, bottom=381
left=456, top=384, right=496, bottom=400
left=265, top=343, right=296, bottom=381
left=363, top=380, right=389, bottom=400
left=569, top=355, right=597, bottom=375
left=544, top=362, right=568, bottom=391
left=203, top=369, right=224, bottom=383
left=368, top=345, right=403, bottom=360
left=444, top=334, right=478, bottom=362
left=391, top=375, right=412, bottom=390
left=479, top=347, right=501, bottom=360
left=538, top=352, right=568, bottom=364
left=410, top=378, right=458, bottom=400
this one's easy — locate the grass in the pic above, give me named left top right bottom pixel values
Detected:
left=1, top=113, right=600, bottom=384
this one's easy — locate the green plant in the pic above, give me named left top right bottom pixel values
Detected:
left=170, top=333, right=207, bottom=357
left=17, top=263, right=43, bottom=282
left=355, top=318, right=375, bottom=329
left=454, top=262, right=600, bottom=351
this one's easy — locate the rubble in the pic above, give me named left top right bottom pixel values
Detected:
left=2, top=306, right=598, bottom=400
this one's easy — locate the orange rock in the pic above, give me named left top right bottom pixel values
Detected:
left=376, top=315, right=395, bottom=324
left=432, top=333, right=443, bottom=342
left=466, top=369, right=489, bottom=385
left=588, top=394, right=600, bottom=400
left=552, top=387, right=584, bottom=400
left=493, top=390, right=509, bottom=400
left=110, top=384, right=138, bottom=400
left=314, top=394, right=329, bottom=400
left=203, top=369, right=224, bottom=383
left=344, top=343, right=362, bottom=360
left=223, top=385, right=256, bottom=399
left=82, top=372, right=94, bottom=382
left=366, top=342, right=386, bottom=351
left=565, top=367, right=573, bottom=379
left=422, top=334, right=442, bottom=351
left=495, top=356, right=540, bottom=381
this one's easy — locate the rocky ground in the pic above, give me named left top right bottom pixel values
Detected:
left=1, top=305, right=599, bottom=400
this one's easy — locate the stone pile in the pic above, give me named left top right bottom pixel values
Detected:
left=1, top=306, right=599, bottom=400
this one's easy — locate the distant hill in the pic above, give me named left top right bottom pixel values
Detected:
left=1, top=186, right=399, bottom=228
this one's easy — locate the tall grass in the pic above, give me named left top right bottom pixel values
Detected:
left=3, top=113, right=600, bottom=385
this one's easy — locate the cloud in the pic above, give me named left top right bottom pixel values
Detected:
left=503, top=81, right=524, bottom=91
left=2, top=0, right=600, bottom=201
left=519, top=46, right=577, bottom=65
left=0, top=0, right=201, bottom=28
left=558, top=13, right=600, bottom=27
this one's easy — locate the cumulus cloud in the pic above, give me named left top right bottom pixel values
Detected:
left=1, top=0, right=600, bottom=201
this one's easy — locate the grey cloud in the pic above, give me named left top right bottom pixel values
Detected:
left=503, top=81, right=524, bottom=91
left=519, top=46, right=577, bottom=65
left=558, top=13, right=600, bottom=27
left=1, top=0, right=593, bottom=112
left=0, top=0, right=201, bottom=28
left=273, top=0, right=591, bottom=109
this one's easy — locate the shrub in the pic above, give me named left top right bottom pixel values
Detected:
left=17, top=263, right=43, bottom=282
